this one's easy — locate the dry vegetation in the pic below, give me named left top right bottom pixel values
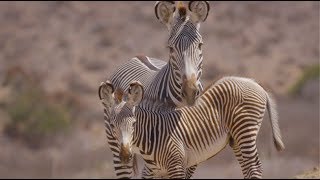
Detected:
left=295, top=167, right=320, bottom=179
left=0, top=1, right=318, bottom=178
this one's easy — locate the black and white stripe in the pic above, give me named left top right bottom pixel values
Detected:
left=123, top=76, right=285, bottom=178
left=142, top=17, right=204, bottom=109
left=103, top=56, right=166, bottom=178
left=101, top=1, right=208, bottom=178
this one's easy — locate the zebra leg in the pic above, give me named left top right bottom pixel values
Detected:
left=166, top=154, right=187, bottom=178
left=141, top=165, right=154, bottom=179
left=229, top=137, right=244, bottom=165
left=167, top=164, right=186, bottom=179
left=141, top=163, right=166, bottom=179
left=231, top=135, right=263, bottom=178
left=231, top=138, right=263, bottom=178
left=185, top=165, right=198, bottom=179
left=239, top=143, right=262, bottom=179
left=230, top=121, right=263, bottom=178
left=112, top=155, right=135, bottom=178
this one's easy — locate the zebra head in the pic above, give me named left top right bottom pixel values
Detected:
left=155, top=1, right=210, bottom=107
left=99, top=81, right=136, bottom=165
left=99, top=81, right=143, bottom=167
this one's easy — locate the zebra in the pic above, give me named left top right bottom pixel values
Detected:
left=141, top=1, right=210, bottom=109
left=101, top=56, right=166, bottom=178
left=100, top=1, right=210, bottom=178
left=99, top=76, right=285, bottom=179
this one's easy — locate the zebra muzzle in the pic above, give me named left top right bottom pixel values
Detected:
left=182, top=75, right=199, bottom=106
left=119, top=143, right=132, bottom=164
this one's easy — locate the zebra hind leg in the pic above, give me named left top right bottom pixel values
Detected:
left=232, top=137, right=263, bottom=179
left=229, top=137, right=244, bottom=165
left=230, top=122, right=263, bottom=178
left=186, top=165, right=198, bottom=179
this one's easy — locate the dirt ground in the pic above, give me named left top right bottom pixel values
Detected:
left=0, top=1, right=318, bottom=179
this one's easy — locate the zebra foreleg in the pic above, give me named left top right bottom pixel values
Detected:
left=141, top=165, right=155, bottom=179
left=166, top=155, right=187, bottom=179
left=112, top=155, right=135, bottom=178
left=167, top=164, right=186, bottom=179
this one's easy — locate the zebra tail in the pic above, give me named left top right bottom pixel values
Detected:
left=266, top=92, right=285, bottom=151
left=132, top=153, right=139, bottom=177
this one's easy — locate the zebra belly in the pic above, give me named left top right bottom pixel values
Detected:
left=185, top=133, right=229, bottom=167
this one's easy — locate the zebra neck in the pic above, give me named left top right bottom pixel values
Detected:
left=140, top=64, right=179, bottom=110
left=167, top=63, right=184, bottom=107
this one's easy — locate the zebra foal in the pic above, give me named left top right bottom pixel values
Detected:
left=99, top=76, right=285, bottom=179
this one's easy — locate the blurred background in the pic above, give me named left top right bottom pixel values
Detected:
left=0, top=1, right=318, bottom=178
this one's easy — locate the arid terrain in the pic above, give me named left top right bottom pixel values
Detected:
left=0, top=1, right=319, bottom=179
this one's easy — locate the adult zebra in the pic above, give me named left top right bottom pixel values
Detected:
left=99, top=77, right=285, bottom=179
left=100, top=1, right=210, bottom=178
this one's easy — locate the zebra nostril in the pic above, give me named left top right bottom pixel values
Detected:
left=196, top=90, right=200, bottom=96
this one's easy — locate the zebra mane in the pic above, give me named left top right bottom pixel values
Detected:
left=202, top=76, right=259, bottom=95
left=135, top=55, right=162, bottom=71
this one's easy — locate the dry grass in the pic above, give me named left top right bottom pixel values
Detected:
left=295, top=167, right=320, bottom=179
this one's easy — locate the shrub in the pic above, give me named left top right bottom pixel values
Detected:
left=288, top=64, right=320, bottom=96
left=4, top=85, right=71, bottom=148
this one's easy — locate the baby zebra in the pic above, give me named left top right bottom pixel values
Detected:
left=99, top=76, right=285, bottom=179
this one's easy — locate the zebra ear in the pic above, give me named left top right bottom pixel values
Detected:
left=154, top=1, right=176, bottom=26
left=126, top=81, right=144, bottom=107
left=188, top=1, right=210, bottom=23
left=98, top=81, right=115, bottom=107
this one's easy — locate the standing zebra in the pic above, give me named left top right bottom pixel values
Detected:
left=99, top=77, right=285, bottom=179
left=102, top=56, right=166, bottom=178
left=141, top=1, right=210, bottom=109
left=100, top=1, right=210, bottom=178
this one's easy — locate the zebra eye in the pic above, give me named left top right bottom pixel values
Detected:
left=168, top=46, right=174, bottom=54
left=198, top=43, right=203, bottom=50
